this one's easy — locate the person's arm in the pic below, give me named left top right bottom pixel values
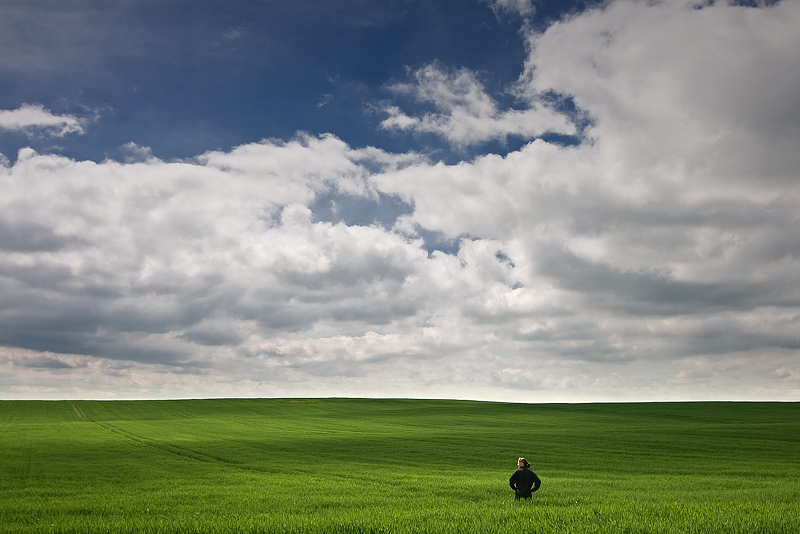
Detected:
left=531, top=472, right=541, bottom=492
left=509, top=472, right=518, bottom=490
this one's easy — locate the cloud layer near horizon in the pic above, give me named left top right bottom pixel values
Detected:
left=2, top=0, right=799, bottom=401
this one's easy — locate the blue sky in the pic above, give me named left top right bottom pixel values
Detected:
left=1, top=0, right=578, bottom=162
left=1, top=0, right=798, bottom=402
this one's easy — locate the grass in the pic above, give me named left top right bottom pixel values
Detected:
left=0, top=399, right=798, bottom=533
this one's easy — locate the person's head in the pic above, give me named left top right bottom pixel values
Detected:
left=518, top=457, right=530, bottom=469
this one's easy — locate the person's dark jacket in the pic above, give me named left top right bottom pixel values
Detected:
left=509, top=467, right=541, bottom=498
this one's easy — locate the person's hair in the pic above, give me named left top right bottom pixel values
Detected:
left=518, top=457, right=530, bottom=468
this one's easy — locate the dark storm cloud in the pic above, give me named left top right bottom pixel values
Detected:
left=0, top=219, right=82, bottom=252
left=536, top=245, right=767, bottom=316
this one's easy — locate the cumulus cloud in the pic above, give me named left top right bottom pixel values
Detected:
left=374, top=0, right=800, bottom=399
left=521, top=0, right=800, bottom=191
left=0, top=104, right=86, bottom=137
left=1, top=137, right=434, bottom=374
left=2, top=0, right=799, bottom=402
left=380, top=63, right=576, bottom=147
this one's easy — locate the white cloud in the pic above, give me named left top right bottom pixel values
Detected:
left=380, top=63, right=576, bottom=147
left=0, top=103, right=86, bottom=137
left=1, top=138, right=436, bottom=373
left=119, top=142, right=154, bottom=163
left=373, top=0, right=800, bottom=400
left=521, top=0, right=800, bottom=193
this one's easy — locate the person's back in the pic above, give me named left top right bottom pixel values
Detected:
left=509, top=457, right=541, bottom=500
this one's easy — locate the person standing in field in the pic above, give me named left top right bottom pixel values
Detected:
left=509, top=457, right=541, bottom=500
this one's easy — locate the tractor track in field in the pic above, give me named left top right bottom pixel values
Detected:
left=68, top=401, right=88, bottom=422
left=95, top=421, right=240, bottom=466
left=67, top=401, right=252, bottom=470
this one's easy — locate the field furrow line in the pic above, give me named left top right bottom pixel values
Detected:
left=95, top=420, right=241, bottom=467
left=68, top=401, right=88, bottom=422
left=67, top=401, right=238, bottom=466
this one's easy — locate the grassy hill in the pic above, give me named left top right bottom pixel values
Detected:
left=1, top=399, right=798, bottom=533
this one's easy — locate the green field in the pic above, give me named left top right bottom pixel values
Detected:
left=1, top=399, right=798, bottom=533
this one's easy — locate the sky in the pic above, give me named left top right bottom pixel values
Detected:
left=1, top=0, right=798, bottom=402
